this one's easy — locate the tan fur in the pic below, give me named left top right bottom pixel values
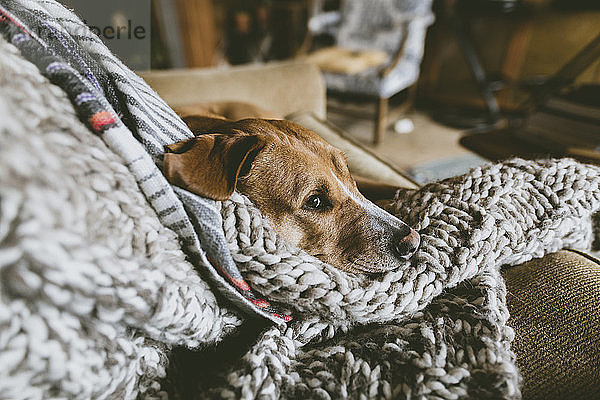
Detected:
left=164, top=117, right=420, bottom=273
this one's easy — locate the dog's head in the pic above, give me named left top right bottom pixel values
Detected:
left=164, top=116, right=419, bottom=273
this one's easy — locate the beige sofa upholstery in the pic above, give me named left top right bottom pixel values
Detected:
left=505, top=250, right=600, bottom=400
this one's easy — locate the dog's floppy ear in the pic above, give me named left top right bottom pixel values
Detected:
left=164, top=133, right=265, bottom=201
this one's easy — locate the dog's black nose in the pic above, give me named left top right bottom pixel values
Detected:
left=392, top=226, right=420, bottom=260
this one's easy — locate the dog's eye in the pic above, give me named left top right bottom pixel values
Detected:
left=304, top=194, right=329, bottom=211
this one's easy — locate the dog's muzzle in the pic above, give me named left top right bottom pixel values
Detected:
left=392, top=227, right=421, bottom=260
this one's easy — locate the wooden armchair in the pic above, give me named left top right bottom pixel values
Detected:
left=304, top=0, right=435, bottom=144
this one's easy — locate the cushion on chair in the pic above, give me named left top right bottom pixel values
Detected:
left=305, top=46, right=390, bottom=75
left=503, top=250, right=600, bottom=399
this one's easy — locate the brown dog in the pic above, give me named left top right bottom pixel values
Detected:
left=164, top=116, right=420, bottom=273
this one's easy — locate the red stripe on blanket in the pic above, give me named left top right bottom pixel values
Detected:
left=89, top=111, right=116, bottom=132
left=251, top=298, right=270, bottom=308
left=210, top=258, right=252, bottom=291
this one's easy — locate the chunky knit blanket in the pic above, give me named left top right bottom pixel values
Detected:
left=0, top=14, right=242, bottom=400
left=199, top=158, right=600, bottom=399
left=2, top=1, right=600, bottom=399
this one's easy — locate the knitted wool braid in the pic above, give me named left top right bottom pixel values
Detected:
left=0, top=36, right=241, bottom=399
left=201, top=158, right=600, bottom=399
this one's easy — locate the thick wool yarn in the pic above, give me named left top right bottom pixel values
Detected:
left=0, top=36, right=240, bottom=399
left=203, top=158, right=600, bottom=399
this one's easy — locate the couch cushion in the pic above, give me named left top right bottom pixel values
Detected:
left=139, top=62, right=327, bottom=120
left=503, top=250, right=600, bottom=400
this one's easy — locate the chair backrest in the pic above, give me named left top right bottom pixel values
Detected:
left=336, top=0, right=433, bottom=55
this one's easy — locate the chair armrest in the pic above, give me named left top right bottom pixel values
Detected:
left=380, top=11, right=435, bottom=79
left=139, top=61, right=327, bottom=120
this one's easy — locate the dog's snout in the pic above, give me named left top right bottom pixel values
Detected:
left=392, top=227, right=420, bottom=260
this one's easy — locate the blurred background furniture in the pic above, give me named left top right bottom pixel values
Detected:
left=432, top=0, right=534, bottom=130
left=305, top=0, right=435, bottom=144
left=460, top=32, right=600, bottom=162
left=418, top=0, right=600, bottom=126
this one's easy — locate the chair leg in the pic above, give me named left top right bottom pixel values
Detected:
left=374, top=96, right=388, bottom=145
